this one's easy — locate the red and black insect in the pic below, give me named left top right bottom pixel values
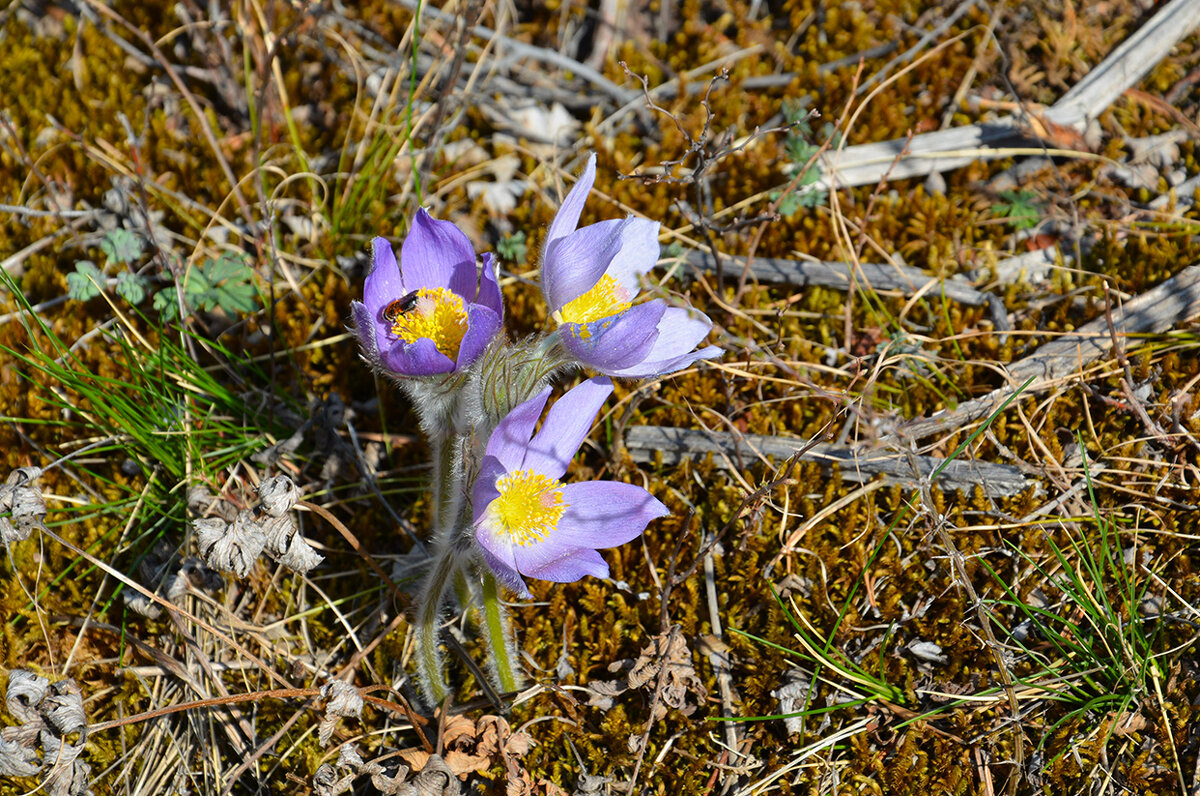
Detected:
left=382, top=291, right=421, bottom=323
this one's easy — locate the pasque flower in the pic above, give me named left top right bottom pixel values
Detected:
left=351, top=210, right=503, bottom=377
left=472, top=377, right=668, bottom=597
left=541, top=154, right=721, bottom=378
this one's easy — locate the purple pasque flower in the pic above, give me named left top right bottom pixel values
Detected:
left=472, top=377, right=668, bottom=597
left=541, top=154, right=722, bottom=378
left=351, top=209, right=503, bottom=377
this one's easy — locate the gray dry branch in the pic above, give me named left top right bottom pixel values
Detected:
left=625, top=426, right=1031, bottom=497
left=899, top=262, right=1200, bottom=441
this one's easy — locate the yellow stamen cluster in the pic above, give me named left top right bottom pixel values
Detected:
left=557, top=275, right=631, bottom=332
left=389, top=287, right=469, bottom=359
left=488, top=469, right=568, bottom=547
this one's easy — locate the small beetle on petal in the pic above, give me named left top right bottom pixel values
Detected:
left=351, top=210, right=503, bottom=378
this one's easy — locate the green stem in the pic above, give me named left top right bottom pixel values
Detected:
left=429, top=432, right=461, bottom=535
left=415, top=543, right=461, bottom=706
left=452, top=569, right=474, bottom=610
left=481, top=569, right=522, bottom=694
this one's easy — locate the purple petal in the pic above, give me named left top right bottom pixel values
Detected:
left=605, top=306, right=722, bottom=378
left=517, top=546, right=609, bottom=584
left=477, top=538, right=531, bottom=598
left=557, top=481, right=669, bottom=548
left=383, top=337, right=455, bottom=376
left=471, top=454, right=506, bottom=524
left=349, top=300, right=382, bottom=365
left=546, top=153, right=596, bottom=251
left=485, top=387, right=552, bottom=472
left=523, top=377, right=613, bottom=480
left=365, top=238, right=405, bottom=320
left=457, top=303, right=502, bottom=370
left=603, top=218, right=660, bottom=297
left=476, top=252, right=503, bottom=318
left=560, top=300, right=666, bottom=372
left=400, top=209, right=476, bottom=292
left=542, top=219, right=628, bottom=311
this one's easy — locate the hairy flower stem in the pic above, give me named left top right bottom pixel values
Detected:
left=414, top=539, right=465, bottom=706
left=481, top=569, right=522, bottom=694
left=429, top=432, right=464, bottom=541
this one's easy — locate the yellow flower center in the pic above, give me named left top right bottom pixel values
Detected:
left=556, top=274, right=631, bottom=328
left=389, top=287, right=469, bottom=360
left=488, top=469, right=568, bottom=547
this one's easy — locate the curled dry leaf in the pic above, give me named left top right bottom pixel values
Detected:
left=313, top=763, right=356, bottom=796
left=621, top=629, right=707, bottom=721
left=1, top=467, right=48, bottom=544
left=0, top=729, right=41, bottom=777
left=1, top=672, right=90, bottom=793
left=276, top=532, right=323, bottom=573
left=196, top=510, right=266, bottom=578
left=771, top=670, right=814, bottom=736
left=6, top=670, right=50, bottom=724
left=323, top=743, right=462, bottom=795
left=318, top=680, right=363, bottom=746
left=40, top=733, right=91, bottom=796
left=41, top=680, right=87, bottom=739
left=261, top=513, right=298, bottom=553
left=122, top=590, right=162, bottom=619
left=258, top=474, right=299, bottom=517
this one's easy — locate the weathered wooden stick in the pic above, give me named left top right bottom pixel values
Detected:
left=624, top=426, right=1031, bottom=497
left=898, top=263, right=1200, bottom=440
left=685, top=249, right=991, bottom=306
left=812, top=0, right=1200, bottom=191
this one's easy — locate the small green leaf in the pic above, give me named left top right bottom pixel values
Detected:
left=991, top=190, right=1041, bottom=230
left=153, top=288, right=180, bottom=321
left=100, top=229, right=144, bottom=265
left=187, top=253, right=258, bottom=315
left=67, top=261, right=105, bottom=301
left=775, top=191, right=803, bottom=218
left=115, top=272, right=147, bottom=304
left=496, top=231, right=527, bottom=263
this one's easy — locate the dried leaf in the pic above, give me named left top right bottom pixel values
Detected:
left=0, top=729, right=41, bottom=777
left=1, top=467, right=47, bottom=543
left=40, top=733, right=90, bottom=796
left=6, top=670, right=50, bottom=724
left=337, top=743, right=365, bottom=770
left=573, top=772, right=612, bottom=795
left=312, top=763, right=355, bottom=796
left=624, top=629, right=706, bottom=720
left=261, top=513, right=297, bottom=553
left=439, top=714, right=477, bottom=749
left=41, top=681, right=87, bottom=738
left=276, top=531, right=323, bottom=574
left=197, top=511, right=265, bottom=578
left=771, top=670, right=814, bottom=736
left=318, top=680, right=363, bottom=746
left=407, top=754, right=461, bottom=796
left=257, top=475, right=299, bottom=517
left=122, top=590, right=162, bottom=619
left=907, top=640, right=947, bottom=664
